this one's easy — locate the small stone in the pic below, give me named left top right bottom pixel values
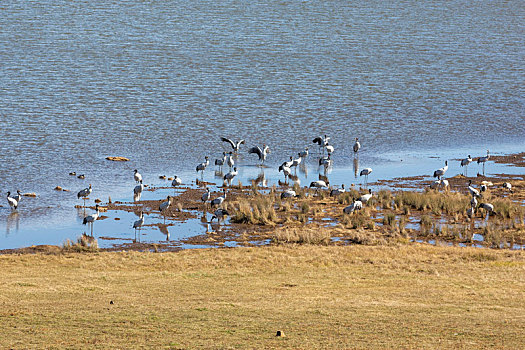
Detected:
left=276, top=330, right=285, bottom=337
left=110, top=300, right=114, bottom=305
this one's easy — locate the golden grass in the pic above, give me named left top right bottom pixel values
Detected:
left=1, top=245, right=524, bottom=349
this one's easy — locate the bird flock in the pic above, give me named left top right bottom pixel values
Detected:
left=5, top=135, right=511, bottom=244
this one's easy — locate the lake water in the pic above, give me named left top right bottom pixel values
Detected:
left=1, top=0, right=524, bottom=249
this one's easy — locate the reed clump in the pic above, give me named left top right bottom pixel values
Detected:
left=62, top=235, right=99, bottom=252
left=273, top=226, right=331, bottom=245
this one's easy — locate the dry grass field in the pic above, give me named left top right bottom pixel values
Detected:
left=1, top=244, right=524, bottom=349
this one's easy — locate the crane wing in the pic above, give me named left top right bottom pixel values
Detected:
left=248, top=146, right=263, bottom=160
left=220, top=137, right=236, bottom=149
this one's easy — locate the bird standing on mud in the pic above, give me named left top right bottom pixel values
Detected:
left=159, top=196, right=173, bottom=223
left=477, top=150, right=490, bottom=176
left=433, top=161, right=448, bottom=180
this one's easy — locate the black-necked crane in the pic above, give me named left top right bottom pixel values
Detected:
left=211, top=208, right=229, bottom=225
left=324, top=144, right=334, bottom=154
left=433, top=161, right=448, bottom=180
left=353, top=137, right=361, bottom=156
left=224, top=167, right=238, bottom=186
left=215, top=152, right=227, bottom=170
left=281, top=156, right=293, bottom=169
left=201, top=187, right=211, bottom=207
left=133, top=180, right=143, bottom=196
left=226, top=152, right=235, bottom=170
left=196, top=156, right=209, bottom=177
left=359, top=189, right=373, bottom=203
left=159, top=196, right=173, bottom=223
left=11, top=190, right=22, bottom=203
left=281, top=190, right=297, bottom=199
left=77, top=184, right=92, bottom=212
left=479, top=202, right=494, bottom=217
left=468, top=180, right=481, bottom=198
left=330, top=184, right=346, bottom=197
left=291, top=156, right=302, bottom=169
left=279, top=164, right=291, bottom=183
left=82, top=204, right=100, bottom=236
left=360, top=167, right=373, bottom=187
left=477, top=150, right=490, bottom=176
left=249, top=144, right=270, bottom=165
left=310, top=180, right=328, bottom=195
left=6, top=192, right=18, bottom=210
left=211, top=189, right=227, bottom=207
left=298, top=147, right=309, bottom=158
left=133, top=212, right=145, bottom=241
left=460, top=155, right=472, bottom=176
left=313, top=135, right=330, bottom=154
left=470, top=195, right=478, bottom=208
left=134, top=169, right=142, bottom=183
left=221, top=137, right=245, bottom=153
left=319, top=153, right=332, bottom=169
left=343, top=200, right=363, bottom=214
left=172, top=176, right=182, bottom=187
left=502, top=182, right=513, bottom=193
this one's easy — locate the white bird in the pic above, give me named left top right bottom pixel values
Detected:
left=281, top=190, right=297, bottom=199
left=77, top=184, right=92, bottom=209
left=433, top=161, right=448, bottom=179
left=159, top=196, right=174, bottom=223
left=291, top=156, right=302, bottom=169
left=215, top=152, right=227, bottom=170
left=298, top=147, right=309, bottom=158
left=172, top=176, right=182, bottom=187
left=11, top=190, right=22, bottom=203
left=324, top=144, right=334, bottom=154
left=460, top=155, right=472, bottom=176
left=134, top=169, right=142, bottom=183
left=201, top=188, right=211, bottom=205
left=502, top=182, right=513, bottom=193
left=477, top=150, right=490, bottom=176
left=280, top=156, right=294, bottom=169
left=196, top=156, right=210, bottom=174
left=468, top=180, right=480, bottom=198
left=278, top=164, right=292, bottom=183
left=226, top=152, right=235, bottom=169
left=6, top=192, right=18, bottom=210
left=211, top=189, right=227, bottom=207
left=224, top=167, right=238, bottom=186
left=359, top=189, right=373, bottom=203
left=439, top=179, right=450, bottom=191
left=330, top=184, right=346, bottom=197
left=319, top=154, right=332, bottom=168
left=360, top=168, right=373, bottom=186
left=211, top=208, right=229, bottom=224
left=133, top=212, right=145, bottom=238
left=353, top=137, right=361, bottom=155
left=309, top=180, right=328, bottom=194
left=221, top=137, right=245, bottom=153
left=313, top=135, right=330, bottom=153
left=249, top=144, right=270, bottom=165
left=133, top=180, right=144, bottom=195
left=343, top=200, right=363, bottom=214
left=82, top=204, right=100, bottom=235
left=479, top=202, right=494, bottom=216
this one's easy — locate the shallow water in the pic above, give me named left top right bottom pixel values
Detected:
left=0, top=0, right=524, bottom=249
